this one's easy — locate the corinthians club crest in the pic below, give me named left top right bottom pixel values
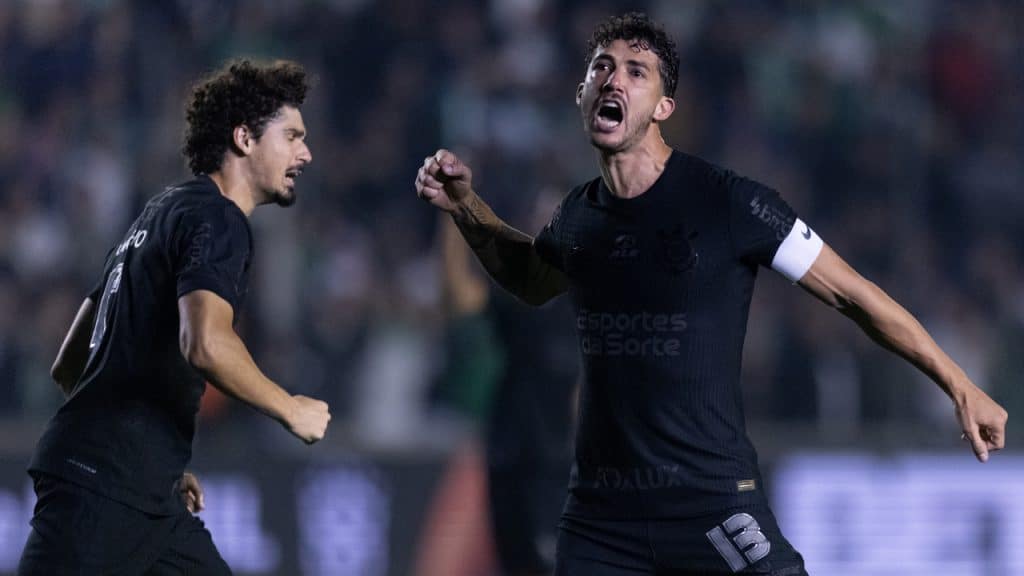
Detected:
left=658, top=225, right=698, bottom=275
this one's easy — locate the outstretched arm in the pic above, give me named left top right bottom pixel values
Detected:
left=798, top=244, right=1008, bottom=462
left=51, top=298, right=97, bottom=396
left=416, top=149, right=568, bottom=306
left=178, top=290, right=331, bottom=444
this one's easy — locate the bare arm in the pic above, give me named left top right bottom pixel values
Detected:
left=416, top=149, right=568, bottom=306
left=798, top=244, right=1008, bottom=461
left=51, top=298, right=97, bottom=396
left=450, top=193, right=568, bottom=306
left=178, top=290, right=330, bottom=443
left=440, top=216, right=489, bottom=316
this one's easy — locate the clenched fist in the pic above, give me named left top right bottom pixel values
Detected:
left=415, top=149, right=475, bottom=212
left=284, top=394, right=331, bottom=444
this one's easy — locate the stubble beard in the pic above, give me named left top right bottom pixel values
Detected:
left=274, top=189, right=296, bottom=207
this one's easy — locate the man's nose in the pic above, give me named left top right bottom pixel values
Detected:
left=602, top=69, right=623, bottom=91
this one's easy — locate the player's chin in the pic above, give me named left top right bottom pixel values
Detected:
left=274, top=187, right=297, bottom=207
left=588, top=132, right=626, bottom=152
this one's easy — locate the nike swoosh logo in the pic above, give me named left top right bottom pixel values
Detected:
left=802, top=225, right=811, bottom=240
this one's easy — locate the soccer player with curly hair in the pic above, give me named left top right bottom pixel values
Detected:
left=19, top=59, right=330, bottom=575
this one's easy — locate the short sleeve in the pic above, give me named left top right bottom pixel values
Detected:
left=725, top=169, right=822, bottom=281
left=86, top=246, right=117, bottom=302
left=534, top=193, right=570, bottom=273
left=171, top=203, right=252, bottom=311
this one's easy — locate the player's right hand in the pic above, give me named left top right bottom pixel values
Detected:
left=415, top=149, right=474, bottom=212
left=284, top=394, right=331, bottom=444
left=955, top=384, right=1008, bottom=463
left=175, top=471, right=205, bottom=513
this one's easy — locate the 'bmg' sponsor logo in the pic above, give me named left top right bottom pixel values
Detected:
left=749, top=196, right=794, bottom=241
left=577, top=308, right=686, bottom=357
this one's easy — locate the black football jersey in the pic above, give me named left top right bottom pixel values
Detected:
left=29, top=176, right=252, bottom=515
left=535, top=151, right=819, bottom=519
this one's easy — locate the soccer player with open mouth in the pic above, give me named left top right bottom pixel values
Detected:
left=416, top=12, right=1007, bottom=575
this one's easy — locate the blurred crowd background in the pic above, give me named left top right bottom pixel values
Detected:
left=0, top=0, right=1022, bottom=573
left=1, top=0, right=1020, bottom=441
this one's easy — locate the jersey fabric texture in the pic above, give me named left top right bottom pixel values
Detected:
left=28, top=176, right=253, bottom=515
left=535, top=150, right=799, bottom=519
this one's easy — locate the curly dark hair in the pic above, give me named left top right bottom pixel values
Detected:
left=183, top=59, right=309, bottom=175
left=585, top=12, right=679, bottom=98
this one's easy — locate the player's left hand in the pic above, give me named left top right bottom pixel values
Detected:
left=175, top=471, right=205, bottom=513
left=954, top=384, right=1008, bottom=463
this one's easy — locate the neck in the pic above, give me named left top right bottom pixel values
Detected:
left=207, top=161, right=256, bottom=217
left=597, top=134, right=673, bottom=199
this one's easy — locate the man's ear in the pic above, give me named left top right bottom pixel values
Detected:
left=575, top=82, right=585, bottom=107
left=653, top=96, right=675, bottom=122
left=232, top=125, right=253, bottom=155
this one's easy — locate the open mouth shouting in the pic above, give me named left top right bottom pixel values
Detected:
left=594, top=99, right=625, bottom=132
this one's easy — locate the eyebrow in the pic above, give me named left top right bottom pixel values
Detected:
left=285, top=127, right=307, bottom=138
left=593, top=55, right=652, bottom=70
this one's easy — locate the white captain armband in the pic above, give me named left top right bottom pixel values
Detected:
left=771, top=217, right=823, bottom=282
